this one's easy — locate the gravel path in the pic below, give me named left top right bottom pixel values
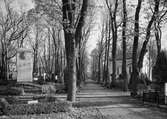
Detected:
left=77, top=79, right=167, bottom=119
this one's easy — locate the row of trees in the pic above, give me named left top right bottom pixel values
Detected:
left=0, top=0, right=94, bottom=102
left=0, top=0, right=29, bottom=81
left=32, top=0, right=95, bottom=101
left=91, top=0, right=167, bottom=95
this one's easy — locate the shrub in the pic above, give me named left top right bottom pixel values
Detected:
left=33, top=95, right=59, bottom=103
left=3, top=101, right=72, bottom=115
left=0, top=80, right=8, bottom=86
left=0, top=86, right=23, bottom=96
left=0, top=98, right=9, bottom=116
left=73, top=101, right=113, bottom=108
left=42, top=84, right=56, bottom=94
left=5, top=96, right=19, bottom=104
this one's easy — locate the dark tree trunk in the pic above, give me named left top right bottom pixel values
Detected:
left=98, top=54, right=101, bottom=83
left=138, top=0, right=159, bottom=71
left=155, top=28, right=161, bottom=56
left=33, top=28, right=39, bottom=74
left=111, top=39, right=117, bottom=87
left=154, top=0, right=161, bottom=56
left=65, top=32, right=77, bottom=101
left=75, top=0, right=89, bottom=87
left=129, top=0, right=142, bottom=95
left=1, top=52, right=8, bottom=81
left=122, top=0, right=128, bottom=91
left=103, top=35, right=108, bottom=85
left=103, top=50, right=107, bottom=84
left=106, top=18, right=111, bottom=86
left=62, top=0, right=88, bottom=102
left=62, top=0, right=76, bottom=102
left=76, top=46, right=82, bottom=87
left=110, top=0, right=118, bottom=88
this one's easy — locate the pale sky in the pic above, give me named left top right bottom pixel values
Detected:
left=87, top=0, right=167, bottom=52
left=86, top=1, right=104, bottom=54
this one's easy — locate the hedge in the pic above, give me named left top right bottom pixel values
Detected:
left=3, top=101, right=72, bottom=116
left=0, top=98, right=9, bottom=115
left=0, top=87, right=23, bottom=96
left=33, top=95, right=59, bottom=103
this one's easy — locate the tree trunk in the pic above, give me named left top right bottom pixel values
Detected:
left=103, top=37, right=108, bottom=85
left=129, top=0, right=142, bottom=96
left=122, top=0, right=128, bottom=91
left=155, top=28, right=161, bottom=56
left=103, top=53, right=107, bottom=84
left=76, top=51, right=81, bottom=87
left=138, top=0, right=159, bottom=71
left=1, top=52, right=8, bottom=81
left=65, top=34, right=77, bottom=102
left=62, top=0, right=88, bottom=102
left=111, top=45, right=117, bottom=87
left=110, top=0, right=118, bottom=88
left=154, top=0, right=161, bottom=56
left=98, top=54, right=101, bottom=83
left=62, top=0, right=76, bottom=102
left=106, top=18, right=111, bottom=86
left=33, top=28, right=39, bottom=74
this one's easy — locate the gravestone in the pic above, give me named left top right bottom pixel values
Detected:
left=17, top=48, right=33, bottom=82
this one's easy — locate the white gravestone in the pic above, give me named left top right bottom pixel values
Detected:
left=17, top=48, right=33, bottom=82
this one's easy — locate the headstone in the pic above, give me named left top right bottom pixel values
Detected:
left=27, top=100, right=38, bottom=104
left=17, top=48, right=33, bottom=82
left=34, top=78, right=38, bottom=81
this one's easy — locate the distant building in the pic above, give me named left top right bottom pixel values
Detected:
left=109, top=53, right=132, bottom=83
left=109, top=52, right=152, bottom=83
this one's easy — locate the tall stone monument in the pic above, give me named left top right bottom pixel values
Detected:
left=17, top=48, right=33, bottom=82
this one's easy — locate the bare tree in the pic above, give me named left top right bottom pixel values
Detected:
left=105, top=0, right=119, bottom=87
left=77, top=7, right=95, bottom=87
left=153, top=1, right=167, bottom=55
left=129, top=0, right=161, bottom=96
left=129, top=0, right=142, bottom=96
left=0, top=0, right=29, bottom=80
left=122, top=0, right=128, bottom=91
left=62, top=0, right=89, bottom=101
left=97, top=22, right=105, bottom=83
left=138, top=0, right=160, bottom=71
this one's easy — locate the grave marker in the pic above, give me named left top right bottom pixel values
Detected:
left=17, top=48, right=33, bottom=82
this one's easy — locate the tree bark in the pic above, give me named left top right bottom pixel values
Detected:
left=106, top=18, right=111, bottom=86
left=62, top=0, right=88, bottom=102
left=110, top=0, right=118, bottom=88
left=103, top=25, right=108, bottom=85
left=155, top=27, right=161, bottom=55
left=65, top=32, right=77, bottom=102
left=154, top=0, right=161, bottom=56
left=33, top=26, right=39, bottom=74
left=122, top=0, right=128, bottom=91
left=138, top=0, right=159, bottom=71
left=103, top=44, right=107, bottom=84
left=98, top=54, right=101, bottom=83
left=129, top=0, right=142, bottom=96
